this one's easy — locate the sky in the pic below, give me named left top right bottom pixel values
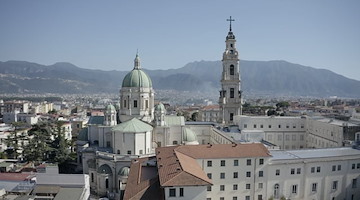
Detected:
left=0, top=0, right=359, bottom=80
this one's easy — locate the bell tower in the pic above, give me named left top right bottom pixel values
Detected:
left=219, top=16, right=242, bottom=124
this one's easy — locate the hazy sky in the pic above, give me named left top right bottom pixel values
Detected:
left=1, top=0, right=359, bottom=80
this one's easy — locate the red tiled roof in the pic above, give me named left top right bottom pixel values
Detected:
left=175, top=143, right=271, bottom=159
left=202, top=105, right=220, bottom=110
left=0, top=173, right=33, bottom=181
left=123, top=157, right=163, bottom=200
left=156, top=143, right=270, bottom=187
left=156, top=146, right=212, bottom=187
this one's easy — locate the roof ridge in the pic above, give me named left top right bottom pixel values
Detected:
left=174, top=150, right=211, bottom=184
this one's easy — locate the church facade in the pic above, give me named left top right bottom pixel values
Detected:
left=77, top=54, right=202, bottom=198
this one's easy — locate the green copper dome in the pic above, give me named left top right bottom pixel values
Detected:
left=182, top=128, right=197, bottom=142
left=155, top=103, right=166, bottom=112
left=122, top=69, right=152, bottom=88
left=106, top=104, right=116, bottom=112
left=121, top=53, right=153, bottom=88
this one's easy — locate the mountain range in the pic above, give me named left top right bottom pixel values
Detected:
left=0, top=60, right=359, bottom=98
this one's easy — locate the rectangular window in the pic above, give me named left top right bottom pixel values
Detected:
left=207, top=185, right=211, bottom=191
left=311, top=167, right=315, bottom=173
left=297, top=168, right=301, bottom=174
left=207, top=173, right=212, bottom=179
left=247, top=159, right=251, bottom=166
left=230, top=88, right=234, bottom=98
left=285, top=135, right=290, bottom=141
left=258, top=183, right=263, bottom=189
left=124, top=100, right=127, bottom=108
left=179, top=188, right=184, bottom=197
left=312, top=183, right=317, bottom=192
left=245, top=196, right=250, bottom=200
left=332, top=165, right=336, bottom=171
left=278, top=135, right=282, bottom=141
left=133, top=100, right=138, bottom=108
left=233, top=184, right=238, bottom=190
left=246, top=171, right=251, bottom=177
left=246, top=184, right=251, bottom=189
left=220, top=160, right=225, bottom=166
left=291, top=168, right=295, bottom=175
left=127, top=150, right=131, bottom=155
left=259, top=171, right=263, bottom=177
left=230, top=113, right=234, bottom=121
left=260, top=124, right=263, bottom=128
left=357, top=163, right=360, bottom=169
left=169, top=188, right=176, bottom=197
left=337, top=165, right=341, bottom=171
left=269, top=125, right=272, bottom=128
left=233, top=197, right=237, bottom=200
left=220, top=172, right=225, bottom=179
left=352, top=178, right=357, bottom=188
left=145, top=100, right=149, bottom=109
left=220, top=185, right=225, bottom=191
left=292, top=185, right=297, bottom=194
left=207, top=160, right=212, bottom=167
left=234, top=159, right=239, bottom=166
left=258, top=195, right=263, bottom=200
left=233, top=172, right=238, bottom=178
left=244, top=124, right=247, bottom=128
left=352, top=163, right=355, bottom=169
left=254, top=124, right=257, bottom=128
left=91, top=173, right=94, bottom=182
left=278, top=125, right=281, bottom=128
left=317, top=166, right=321, bottom=173
left=276, top=169, right=280, bottom=176
left=292, top=135, right=296, bottom=141
left=332, top=181, right=338, bottom=190
left=259, top=158, right=264, bottom=165
left=300, top=135, right=304, bottom=141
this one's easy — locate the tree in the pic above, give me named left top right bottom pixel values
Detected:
left=23, top=123, right=53, bottom=162
left=49, top=121, right=73, bottom=164
left=5, top=122, right=27, bottom=159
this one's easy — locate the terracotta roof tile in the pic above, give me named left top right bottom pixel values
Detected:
left=156, top=146, right=212, bottom=187
left=175, top=143, right=271, bottom=159
left=123, top=157, right=163, bottom=200
left=0, top=173, right=33, bottom=181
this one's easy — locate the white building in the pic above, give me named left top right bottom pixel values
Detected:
left=234, top=115, right=360, bottom=150
left=235, top=115, right=306, bottom=149
left=124, top=143, right=360, bottom=200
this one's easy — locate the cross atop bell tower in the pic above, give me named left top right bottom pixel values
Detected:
left=227, top=16, right=235, bottom=32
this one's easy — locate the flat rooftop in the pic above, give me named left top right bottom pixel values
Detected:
left=270, top=147, right=360, bottom=160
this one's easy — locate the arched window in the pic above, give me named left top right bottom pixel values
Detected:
left=230, top=65, right=235, bottom=75
left=274, top=184, right=280, bottom=198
